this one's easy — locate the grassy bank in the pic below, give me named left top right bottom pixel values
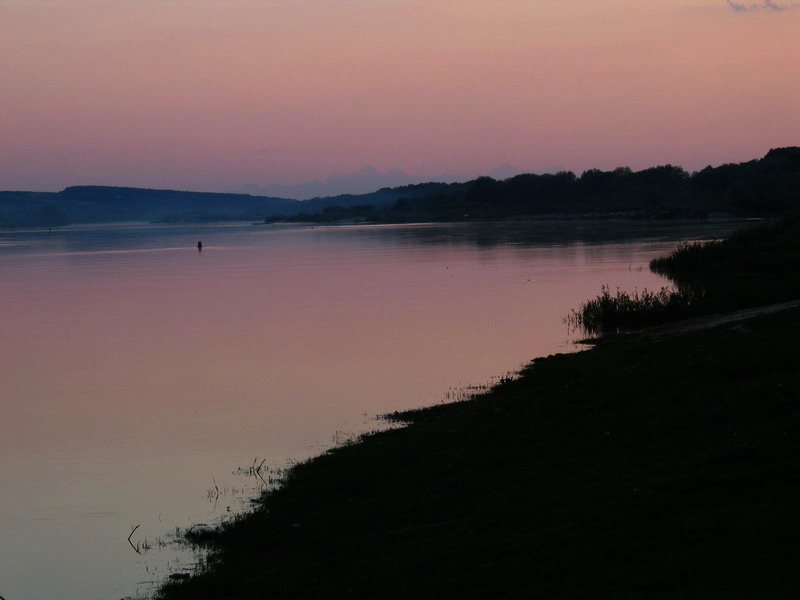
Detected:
left=568, top=217, right=800, bottom=334
left=565, top=285, right=697, bottom=335
left=651, top=215, right=800, bottom=311
left=158, top=298, right=800, bottom=598
left=158, top=217, right=800, bottom=598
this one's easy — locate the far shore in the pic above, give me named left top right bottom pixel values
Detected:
left=257, top=211, right=755, bottom=227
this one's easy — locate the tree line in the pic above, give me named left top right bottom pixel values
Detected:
left=268, top=147, right=800, bottom=224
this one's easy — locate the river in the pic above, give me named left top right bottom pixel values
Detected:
left=0, top=219, right=753, bottom=599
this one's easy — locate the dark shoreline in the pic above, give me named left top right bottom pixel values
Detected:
left=158, top=216, right=800, bottom=598
left=260, top=211, right=753, bottom=227
left=157, top=300, right=800, bottom=599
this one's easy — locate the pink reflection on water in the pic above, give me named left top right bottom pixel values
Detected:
left=0, top=221, right=749, bottom=599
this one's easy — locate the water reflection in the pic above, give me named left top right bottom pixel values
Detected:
left=0, top=219, right=756, bottom=600
left=307, top=219, right=756, bottom=250
left=0, top=219, right=757, bottom=259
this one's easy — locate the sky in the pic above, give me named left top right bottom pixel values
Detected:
left=1, top=0, right=798, bottom=197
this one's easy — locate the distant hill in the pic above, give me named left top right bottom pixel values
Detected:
left=0, top=187, right=290, bottom=227
left=2, top=148, right=799, bottom=228
left=0, top=182, right=445, bottom=228
left=287, top=182, right=452, bottom=216
left=0, top=191, right=66, bottom=228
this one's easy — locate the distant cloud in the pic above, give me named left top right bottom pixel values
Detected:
left=238, top=164, right=539, bottom=200
left=487, top=164, right=526, bottom=180
left=240, top=166, right=424, bottom=200
left=726, top=0, right=800, bottom=11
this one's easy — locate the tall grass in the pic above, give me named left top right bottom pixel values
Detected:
left=650, top=216, right=800, bottom=310
left=567, top=285, right=696, bottom=335
left=570, top=217, right=800, bottom=335
left=652, top=218, right=800, bottom=280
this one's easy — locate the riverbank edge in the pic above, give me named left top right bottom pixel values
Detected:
left=257, top=212, right=754, bottom=226
left=157, top=302, right=800, bottom=599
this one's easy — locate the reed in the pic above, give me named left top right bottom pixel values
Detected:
left=650, top=216, right=800, bottom=306
left=567, top=285, right=695, bottom=335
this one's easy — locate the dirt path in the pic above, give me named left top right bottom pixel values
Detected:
left=630, top=300, right=800, bottom=341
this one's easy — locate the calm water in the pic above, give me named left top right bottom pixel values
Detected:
left=0, top=219, right=753, bottom=599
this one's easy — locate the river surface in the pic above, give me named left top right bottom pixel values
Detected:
left=0, top=219, right=753, bottom=599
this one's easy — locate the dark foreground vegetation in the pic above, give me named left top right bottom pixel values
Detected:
left=569, top=216, right=800, bottom=333
left=159, top=308, right=800, bottom=599
left=566, top=285, right=697, bottom=335
left=158, top=217, right=800, bottom=599
left=651, top=215, right=800, bottom=310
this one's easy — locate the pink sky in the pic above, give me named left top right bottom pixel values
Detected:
left=1, top=0, right=798, bottom=194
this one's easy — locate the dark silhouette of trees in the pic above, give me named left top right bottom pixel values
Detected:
left=3, top=147, right=798, bottom=227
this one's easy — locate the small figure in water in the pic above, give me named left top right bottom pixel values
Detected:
left=197, top=241, right=203, bottom=251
